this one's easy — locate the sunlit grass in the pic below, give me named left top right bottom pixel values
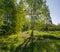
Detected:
left=27, top=30, right=60, bottom=37
left=0, top=31, right=60, bottom=52
left=17, top=39, right=60, bottom=52
left=0, top=32, right=24, bottom=52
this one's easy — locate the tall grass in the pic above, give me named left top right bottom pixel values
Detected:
left=0, top=31, right=60, bottom=52
left=0, top=32, right=24, bottom=52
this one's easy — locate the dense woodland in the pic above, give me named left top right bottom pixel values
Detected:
left=0, top=0, right=60, bottom=52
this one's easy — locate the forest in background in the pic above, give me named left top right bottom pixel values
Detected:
left=0, top=0, right=60, bottom=52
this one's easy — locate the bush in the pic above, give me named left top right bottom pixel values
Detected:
left=41, top=24, right=60, bottom=31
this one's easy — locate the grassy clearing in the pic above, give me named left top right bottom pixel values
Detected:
left=0, top=32, right=24, bottom=52
left=14, top=31, right=60, bottom=52
left=0, top=31, right=60, bottom=52
left=27, top=30, right=60, bottom=38
left=15, top=39, right=60, bottom=52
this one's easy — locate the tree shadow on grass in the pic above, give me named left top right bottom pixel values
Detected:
left=38, top=35, right=60, bottom=40
left=15, top=32, right=34, bottom=52
left=15, top=34, right=60, bottom=52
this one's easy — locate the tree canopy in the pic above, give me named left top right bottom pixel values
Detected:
left=0, top=0, right=52, bottom=35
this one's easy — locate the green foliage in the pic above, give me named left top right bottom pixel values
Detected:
left=0, top=0, right=5, bottom=26
left=0, top=0, right=17, bottom=35
left=16, top=0, right=26, bottom=32
left=23, top=19, right=31, bottom=31
left=0, top=0, right=60, bottom=52
left=0, top=0, right=26, bottom=35
left=25, top=0, right=51, bottom=31
left=43, top=24, right=60, bottom=31
left=0, top=32, right=24, bottom=52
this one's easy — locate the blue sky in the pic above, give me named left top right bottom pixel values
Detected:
left=46, top=0, right=60, bottom=24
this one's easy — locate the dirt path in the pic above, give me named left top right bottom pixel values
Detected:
left=21, top=32, right=30, bottom=39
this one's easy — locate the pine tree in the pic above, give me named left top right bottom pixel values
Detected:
left=16, top=0, right=26, bottom=32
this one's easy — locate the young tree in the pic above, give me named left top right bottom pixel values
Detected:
left=16, top=0, right=26, bottom=32
left=0, top=0, right=26, bottom=35
left=0, top=0, right=5, bottom=26
left=25, top=0, right=51, bottom=34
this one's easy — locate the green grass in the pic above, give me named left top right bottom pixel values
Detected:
left=0, top=32, right=24, bottom=52
left=15, top=39, right=60, bottom=52
left=27, top=30, right=60, bottom=38
left=0, top=31, right=60, bottom=52
left=33, top=40, right=60, bottom=52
